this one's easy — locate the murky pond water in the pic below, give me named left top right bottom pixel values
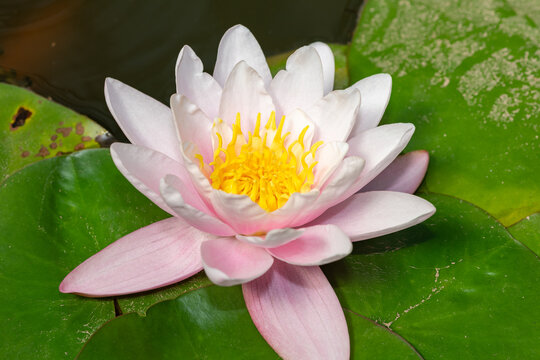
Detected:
left=0, top=0, right=360, bottom=139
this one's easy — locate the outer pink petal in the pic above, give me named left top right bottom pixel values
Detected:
left=59, top=217, right=210, bottom=297
left=201, top=237, right=274, bottom=286
left=309, top=42, right=335, bottom=95
left=219, top=61, right=275, bottom=134
left=362, top=150, right=429, bottom=194
left=268, top=225, right=352, bottom=266
left=243, top=261, right=349, bottom=360
left=347, top=122, right=415, bottom=195
left=347, top=73, right=392, bottom=138
left=170, top=94, right=214, bottom=162
left=213, top=25, right=272, bottom=87
left=175, top=45, right=222, bottom=120
left=270, top=46, right=324, bottom=116
left=309, top=191, right=436, bottom=242
left=160, top=175, right=236, bottom=237
left=110, top=142, right=196, bottom=216
left=104, top=78, right=182, bottom=162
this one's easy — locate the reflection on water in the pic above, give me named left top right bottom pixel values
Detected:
left=0, top=0, right=360, bottom=139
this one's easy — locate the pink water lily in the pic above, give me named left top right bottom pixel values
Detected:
left=60, top=25, right=435, bottom=359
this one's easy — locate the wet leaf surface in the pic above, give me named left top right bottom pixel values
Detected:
left=348, top=0, right=540, bottom=225
left=0, top=83, right=108, bottom=182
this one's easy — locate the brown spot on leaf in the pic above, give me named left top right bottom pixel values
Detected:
left=35, top=145, right=50, bottom=158
left=81, top=136, right=92, bottom=142
left=56, top=127, right=72, bottom=137
left=21, top=150, right=30, bottom=158
left=56, top=151, right=66, bottom=156
left=75, top=122, right=85, bottom=135
left=10, top=107, right=32, bottom=130
left=50, top=142, right=58, bottom=149
left=58, top=121, right=64, bottom=126
left=50, top=134, right=58, bottom=141
left=74, top=143, right=85, bottom=150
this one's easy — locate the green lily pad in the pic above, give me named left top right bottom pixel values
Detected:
left=327, top=193, right=540, bottom=359
left=78, top=286, right=278, bottom=360
left=267, top=43, right=350, bottom=90
left=0, top=83, right=109, bottom=182
left=348, top=0, right=540, bottom=225
left=508, top=213, right=540, bottom=256
left=0, top=149, right=188, bottom=358
left=78, top=286, right=421, bottom=360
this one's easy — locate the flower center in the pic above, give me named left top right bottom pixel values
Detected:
left=197, top=112, right=323, bottom=212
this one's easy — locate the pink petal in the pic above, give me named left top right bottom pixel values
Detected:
left=267, top=225, right=351, bottom=265
left=201, top=237, right=274, bottom=286
left=104, top=78, right=182, bottom=162
left=312, top=141, right=349, bottom=189
left=209, top=190, right=268, bottom=234
left=59, top=217, right=210, bottom=297
left=347, top=73, right=392, bottom=138
left=213, top=25, right=272, bottom=87
left=309, top=191, right=436, bottom=242
left=219, top=61, right=275, bottom=134
left=175, top=45, right=222, bottom=120
left=236, top=228, right=304, bottom=248
left=309, top=42, right=335, bottom=94
left=270, top=46, right=324, bottom=116
left=243, top=261, right=349, bottom=360
left=170, top=94, right=214, bottom=162
left=160, top=175, right=236, bottom=237
left=306, top=89, right=361, bottom=143
left=110, top=142, right=196, bottom=216
left=362, top=150, right=429, bottom=194
left=347, top=122, right=415, bottom=194
left=292, top=156, right=365, bottom=227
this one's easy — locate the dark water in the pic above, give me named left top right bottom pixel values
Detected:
left=0, top=0, right=360, bottom=139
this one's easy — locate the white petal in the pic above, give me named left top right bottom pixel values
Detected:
left=160, top=175, right=235, bottom=237
left=236, top=228, right=304, bottom=248
left=209, top=190, right=268, bottom=235
left=175, top=45, right=222, bottom=120
left=312, top=141, right=349, bottom=188
left=105, top=78, right=181, bottom=162
left=170, top=94, right=214, bottom=162
left=348, top=73, right=392, bottom=137
left=281, top=109, right=315, bottom=150
left=270, top=46, right=324, bottom=115
left=213, top=25, right=272, bottom=87
left=309, top=191, right=436, bottom=241
left=362, top=150, right=429, bottom=194
left=309, top=42, right=335, bottom=94
left=348, top=123, right=415, bottom=192
left=267, top=225, right=352, bottom=266
left=306, top=89, right=361, bottom=143
left=219, top=61, right=275, bottom=136
left=292, top=156, right=365, bottom=226
left=110, top=142, right=190, bottom=216
left=201, top=237, right=274, bottom=286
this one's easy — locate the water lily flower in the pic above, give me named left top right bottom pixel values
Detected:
left=60, top=25, right=435, bottom=359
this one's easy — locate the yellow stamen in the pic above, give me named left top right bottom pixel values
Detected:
left=199, top=112, right=322, bottom=212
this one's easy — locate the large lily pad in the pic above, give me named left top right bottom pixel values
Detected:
left=0, top=83, right=109, bottom=182
left=78, top=286, right=422, bottom=360
left=348, top=0, right=540, bottom=225
left=508, top=213, right=540, bottom=256
left=0, top=149, right=179, bottom=358
left=327, top=193, right=540, bottom=359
